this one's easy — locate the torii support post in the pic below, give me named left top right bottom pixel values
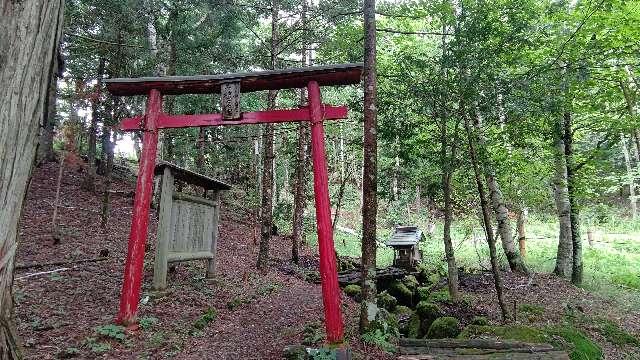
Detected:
left=117, top=89, right=161, bottom=324
left=308, top=81, right=344, bottom=343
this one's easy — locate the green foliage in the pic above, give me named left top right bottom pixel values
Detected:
left=83, top=337, right=111, bottom=354
left=416, top=287, right=430, bottom=302
left=470, top=316, right=488, bottom=326
left=402, top=275, right=419, bottom=291
left=426, top=317, right=461, bottom=339
left=361, top=328, right=396, bottom=353
left=590, top=317, right=640, bottom=347
left=302, top=322, right=325, bottom=346
left=427, top=288, right=451, bottom=304
left=546, top=326, right=603, bottom=360
left=139, top=316, right=158, bottom=330
left=519, top=304, right=545, bottom=316
left=94, top=324, right=126, bottom=341
left=193, top=308, right=217, bottom=330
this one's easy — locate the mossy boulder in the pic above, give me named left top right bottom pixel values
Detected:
left=376, top=290, right=398, bottom=311
left=403, top=313, right=421, bottom=338
left=416, top=286, right=430, bottom=301
left=370, top=308, right=399, bottom=337
left=343, top=284, right=362, bottom=301
left=388, top=281, right=413, bottom=306
left=402, top=275, right=420, bottom=291
left=426, top=317, right=461, bottom=339
left=416, top=301, right=442, bottom=333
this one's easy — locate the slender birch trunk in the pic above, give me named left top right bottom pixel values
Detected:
left=552, top=114, right=573, bottom=278
left=621, top=134, right=637, bottom=219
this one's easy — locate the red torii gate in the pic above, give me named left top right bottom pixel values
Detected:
left=105, top=63, right=363, bottom=344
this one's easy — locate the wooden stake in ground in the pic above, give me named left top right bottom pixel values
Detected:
left=52, top=152, right=66, bottom=244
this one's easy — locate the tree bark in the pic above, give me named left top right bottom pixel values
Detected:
left=552, top=114, right=573, bottom=278
left=101, top=130, right=116, bottom=228
left=472, top=109, right=528, bottom=274
left=0, top=0, right=64, bottom=356
left=464, top=115, right=509, bottom=321
left=620, top=134, right=637, bottom=219
left=516, top=207, right=527, bottom=259
left=563, top=111, right=582, bottom=285
left=82, top=57, right=105, bottom=192
left=292, top=0, right=309, bottom=264
left=38, top=48, right=62, bottom=165
left=257, top=0, right=279, bottom=270
left=359, top=0, right=379, bottom=333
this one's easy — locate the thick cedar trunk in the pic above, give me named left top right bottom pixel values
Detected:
left=563, top=111, right=582, bottom=285
left=257, top=0, right=278, bottom=270
left=464, top=116, right=509, bottom=321
left=472, top=110, right=528, bottom=274
left=83, top=57, right=105, bottom=192
left=620, top=134, right=637, bottom=219
left=359, top=0, right=378, bottom=333
left=552, top=114, right=573, bottom=278
left=164, top=34, right=177, bottom=160
left=0, top=0, right=64, bottom=357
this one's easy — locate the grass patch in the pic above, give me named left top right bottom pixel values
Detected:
left=591, top=317, right=640, bottom=347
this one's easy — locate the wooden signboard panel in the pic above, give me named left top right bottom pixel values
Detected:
left=153, top=167, right=221, bottom=290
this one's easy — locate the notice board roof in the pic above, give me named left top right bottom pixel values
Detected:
left=106, top=63, right=363, bottom=96
left=155, top=162, right=232, bottom=191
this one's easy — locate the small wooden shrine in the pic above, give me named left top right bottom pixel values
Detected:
left=152, top=162, right=231, bottom=290
left=386, top=225, right=425, bottom=269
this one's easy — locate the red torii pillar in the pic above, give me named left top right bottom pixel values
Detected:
left=108, top=64, right=363, bottom=344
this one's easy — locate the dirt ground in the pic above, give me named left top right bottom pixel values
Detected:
left=14, top=161, right=640, bottom=359
left=15, top=161, right=391, bottom=359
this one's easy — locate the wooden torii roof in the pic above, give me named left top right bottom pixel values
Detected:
left=105, top=63, right=363, bottom=96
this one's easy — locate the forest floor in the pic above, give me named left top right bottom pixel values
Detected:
left=14, top=160, right=640, bottom=359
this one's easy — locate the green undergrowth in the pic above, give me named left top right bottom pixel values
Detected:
left=459, top=324, right=603, bottom=360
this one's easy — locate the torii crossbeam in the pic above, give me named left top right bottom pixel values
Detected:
left=105, top=63, right=363, bottom=344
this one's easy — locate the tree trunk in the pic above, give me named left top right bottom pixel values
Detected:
left=563, top=111, right=582, bottom=285
left=464, top=116, right=509, bottom=321
left=101, top=130, right=116, bottom=228
left=196, top=127, right=206, bottom=169
left=552, top=114, right=573, bottom=278
left=0, top=0, right=64, bottom=356
left=516, top=207, right=527, bottom=259
left=359, top=0, right=379, bottom=333
left=38, top=49, right=61, bottom=165
left=620, top=134, right=637, bottom=219
left=83, top=57, right=105, bottom=192
left=257, top=0, right=279, bottom=270
left=292, top=1, right=309, bottom=264
left=472, top=109, right=528, bottom=274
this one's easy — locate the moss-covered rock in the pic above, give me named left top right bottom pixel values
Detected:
left=370, top=308, right=400, bottom=338
left=403, top=313, right=421, bottom=338
left=427, top=288, right=451, bottom=303
left=416, top=301, right=442, bottom=334
left=376, top=290, right=398, bottom=311
left=389, top=281, right=414, bottom=306
left=426, top=317, right=461, bottom=339
left=417, top=286, right=430, bottom=301
left=402, top=275, right=420, bottom=291
left=343, top=284, right=362, bottom=301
